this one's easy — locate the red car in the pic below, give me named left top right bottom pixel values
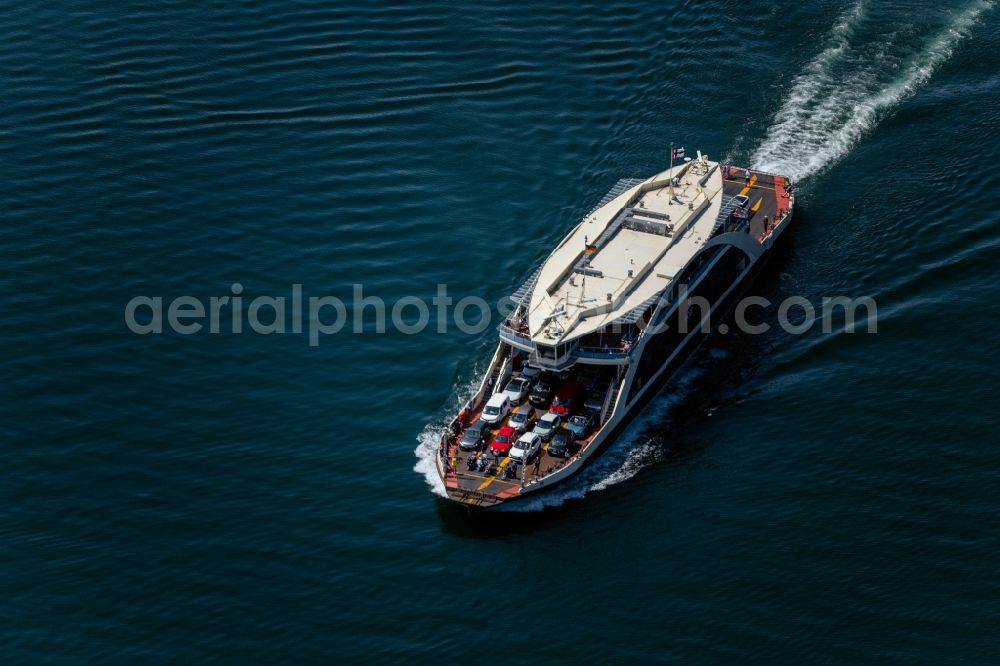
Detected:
left=489, top=426, right=518, bottom=455
left=550, top=382, right=584, bottom=415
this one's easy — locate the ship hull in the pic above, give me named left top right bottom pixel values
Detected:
left=436, top=167, right=795, bottom=510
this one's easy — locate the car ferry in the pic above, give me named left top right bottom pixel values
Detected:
left=435, top=151, right=794, bottom=508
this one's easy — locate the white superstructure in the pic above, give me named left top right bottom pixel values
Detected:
left=529, top=156, right=722, bottom=347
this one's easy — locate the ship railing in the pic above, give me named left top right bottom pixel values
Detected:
left=455, top=489, right=503, bottom=506
left=746, top=168, right=792, bottom=182
left=572, top=345, right=630, bottom=360
left=600, top=372, right=623, bottom=424
left=497, top=321, right=534, bottom=350
left=493, top=356, right=512, bottom=396
left=441, top=341, right=508, bottom=459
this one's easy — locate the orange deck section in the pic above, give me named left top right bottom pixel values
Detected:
left=722, top=168, right=790, bottom=242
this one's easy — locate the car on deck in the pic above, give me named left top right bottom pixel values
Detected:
left=550, top=381, right=584, bottom=415
left=520, top=364, right=541, bottom=382
left=459, top=419, right=490, bottom=451
left=528, top=379, right=554, bottom=408
left=481, top=393, right=511, bottom=425
left=548, top=429, right=577, bottom=458
left=489, top=426, right=518, bottom=456
left=532, top=412, right=562, bottom=442
left=509, top=432, right=542, bottom=463
left=583, top=384, right=607, bottom=414
left=502, top=377, right=532, bottom=403
left=566, top=413, right=595, bottom=439
left=508, top=406, right=537, bottom=433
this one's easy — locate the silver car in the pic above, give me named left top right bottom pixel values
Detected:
left=532, top=412, right=562, bottom=442
left=503, top=377, right=531, bottom=403
left=508, top=406, right=536, bottom=433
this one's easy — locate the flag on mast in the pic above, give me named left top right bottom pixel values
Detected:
left=672, top=146, right=685, bottom=160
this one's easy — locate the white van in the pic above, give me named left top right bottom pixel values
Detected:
left=481, top=393, right=511, bottom=425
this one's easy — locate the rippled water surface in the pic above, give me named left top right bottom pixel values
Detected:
left=4, top=0, right=1000, bottom=661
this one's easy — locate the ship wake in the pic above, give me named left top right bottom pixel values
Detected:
left=414, top=427, right=448, bottom=498
left=751, top=0, right=994, bottom=181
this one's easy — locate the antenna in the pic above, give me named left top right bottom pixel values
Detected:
left=668, top=142, right=675, bottom=200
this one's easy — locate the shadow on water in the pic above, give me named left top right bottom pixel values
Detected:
left=434, top=498, right=574, bottom=536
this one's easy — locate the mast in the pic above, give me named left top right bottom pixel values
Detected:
left=668, top=141, right=675, bottom=200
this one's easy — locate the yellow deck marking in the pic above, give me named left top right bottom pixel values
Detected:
left=750, top=198, right=762, bottom=213
left=477, top=457, right=512, bottom=491
left=473, top=407, right=555, bottom=490
left=739, top=174, right=758, bottom=196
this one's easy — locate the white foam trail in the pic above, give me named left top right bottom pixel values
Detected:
left=414, top=427, right=448, bottom=497
left=752, top=0, right=994, bottom=180
left=804, top=0, right=868, bottom=76
left=589, top=441, right=660, bottom=491
left=413, top=376, right=482, bottom=498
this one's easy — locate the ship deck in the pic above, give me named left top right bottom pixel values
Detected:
left=440, top=166, right=793, bottom=508
left=721, top=167, right=792, bottom=241
left=442, top=400, right=600, bottom=507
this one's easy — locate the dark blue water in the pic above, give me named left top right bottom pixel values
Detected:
left=4, top=0, right=1000, bottom=661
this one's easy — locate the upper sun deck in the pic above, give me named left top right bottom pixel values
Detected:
left=526, top=156, right=724, bottom=345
